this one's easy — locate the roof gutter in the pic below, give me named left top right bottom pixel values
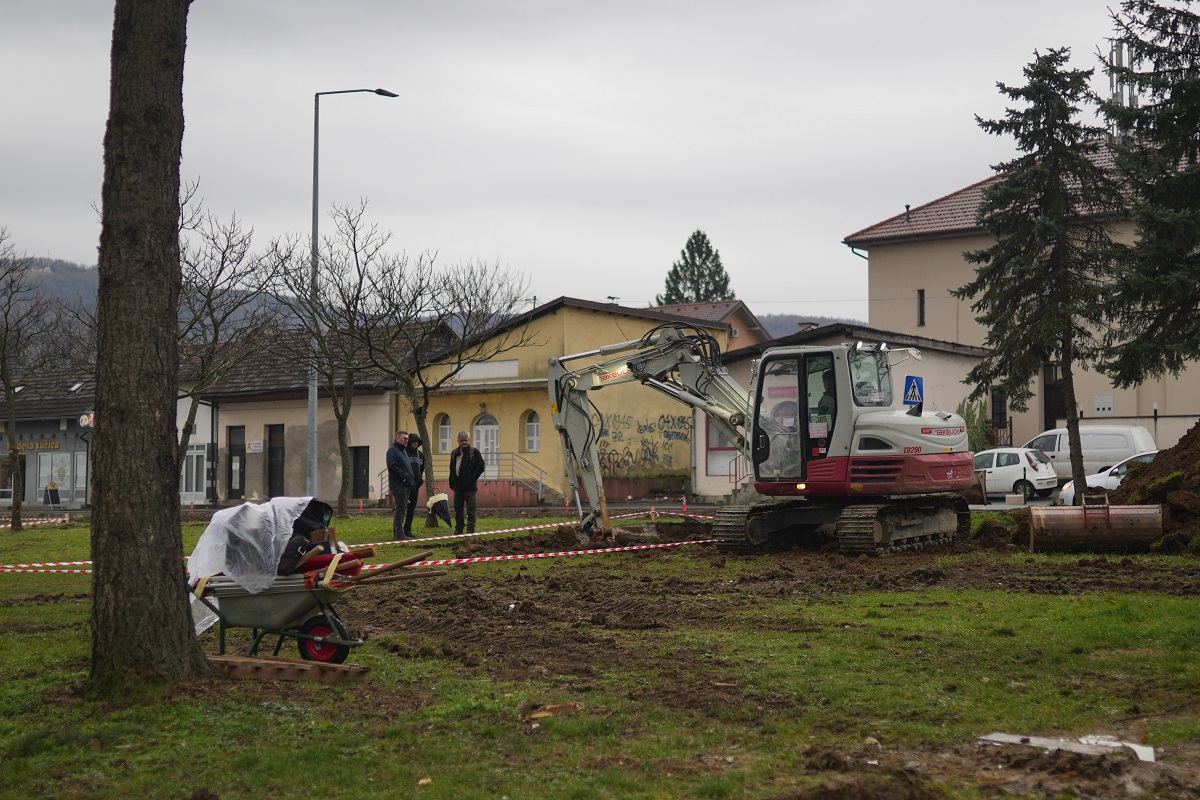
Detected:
left=846, top=243, right=869, bottom=260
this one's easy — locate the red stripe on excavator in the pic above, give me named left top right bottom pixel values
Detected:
left=754, top=453, right=974, bottom=497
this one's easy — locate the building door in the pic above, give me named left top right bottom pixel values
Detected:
left=267, top=424, right=285, bottom=498
left=350, top=446, right=369, bottom=499
left=474, top=414, right=499, bottom=479
left=180, top=443, right=207, bottom=506
left=0, top=454, right=27, bottom=507
left=1042, top=364, right=1067, bottom=431
left=227, top=426, right=245, bottom=500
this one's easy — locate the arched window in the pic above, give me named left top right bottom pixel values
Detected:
left=437, top=414, right=452, bottom=454
left=524, top=410, right=541, bottom=452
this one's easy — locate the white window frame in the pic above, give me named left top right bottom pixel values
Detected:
left=438, top=415, right=452, bottom=454
left=524, top=411, right=541, bottom=452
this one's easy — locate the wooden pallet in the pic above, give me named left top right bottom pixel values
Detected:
left=208, top=654, right=370, bottom=684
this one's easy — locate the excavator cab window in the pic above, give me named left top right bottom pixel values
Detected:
left=753, top=351, right=837, bottom=479
left=753, top=357, right=803, bottom=479
left=849, top=350, right=893, bottom=407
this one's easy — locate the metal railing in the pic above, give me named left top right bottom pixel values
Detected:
left=379, top=451, right=547, bottom=501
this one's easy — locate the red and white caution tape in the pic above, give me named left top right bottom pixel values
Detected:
left=403, top=538, right=717, bottom=567
left=2, top=511, right=717, bottom=575
left=1, top=567, right=92, bottom=574
left=0, top=516, right=70, bottom=530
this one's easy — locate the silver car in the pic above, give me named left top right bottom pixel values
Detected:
left=1059, top=450, right=1158, bottom=506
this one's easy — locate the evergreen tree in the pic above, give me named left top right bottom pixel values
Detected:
left=1100, top=0, right=1200, bottom=387
left=952, top=48, right=1124, bottom=501
left=655, top=230, right=735, bottom=305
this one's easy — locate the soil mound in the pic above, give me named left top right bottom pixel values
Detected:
left=1109, top=419, right=1200, bottom=539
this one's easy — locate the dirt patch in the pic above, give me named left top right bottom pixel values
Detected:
left=332, top=519, right=1200, bottom=799
left=1110, top=419, right=1200, bottom=543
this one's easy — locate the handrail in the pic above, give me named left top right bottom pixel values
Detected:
left=384, top=451, right=547, bottom=502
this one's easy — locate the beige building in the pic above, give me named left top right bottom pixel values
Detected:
left=844, top=163, right=1197, bottom=451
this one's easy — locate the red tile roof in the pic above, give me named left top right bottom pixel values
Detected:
left=842, top=175, right=997, bottom=247
left=650, top=300, right=741, bottom=323
left=844, top=143, right=1118, bottom=248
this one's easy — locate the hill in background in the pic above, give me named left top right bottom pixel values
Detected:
left=28, top=258, right=98, bottom=304
left=757, top=313, right=866, bottom=339
left=22, top=260, right=868, bottom=341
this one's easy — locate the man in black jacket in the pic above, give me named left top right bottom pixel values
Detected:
left=386, top=430, right=415, bottom=540
left=403, top=434, right=425, bottom=537
left=448, top=430, right=486, bottom=534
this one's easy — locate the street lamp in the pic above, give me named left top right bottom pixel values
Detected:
left=308, top=87, right=398, bottom=496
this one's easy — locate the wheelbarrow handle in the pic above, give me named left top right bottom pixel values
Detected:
left=348, top=569, right=448, bottom=586
left=344, top=550, right=433, bottom=582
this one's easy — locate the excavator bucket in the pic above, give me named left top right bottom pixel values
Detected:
left=1029, top=495, right=1162, bottom=553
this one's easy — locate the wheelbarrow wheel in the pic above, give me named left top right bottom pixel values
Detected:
left=297, top=616, right=351, bottom=664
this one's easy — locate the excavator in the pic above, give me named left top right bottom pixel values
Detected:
left=548, top=324, right=976, bottom=555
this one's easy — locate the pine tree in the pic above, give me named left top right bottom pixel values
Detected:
left=952, top=48, right=1124, bottom=501
left=1100, top=0, right=1200, bottom=387
left=655, top=230, right=735, bottom=305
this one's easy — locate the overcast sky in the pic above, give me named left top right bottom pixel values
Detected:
left=2, top=1, right=1118, bottom=320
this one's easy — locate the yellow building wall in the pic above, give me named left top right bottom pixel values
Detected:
left=392, top=304, right=728, bottom=497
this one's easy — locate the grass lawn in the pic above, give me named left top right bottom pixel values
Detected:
left=1, top=511, right=1198, bottom=799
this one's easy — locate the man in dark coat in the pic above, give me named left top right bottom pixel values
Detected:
left=386, top=430, right=415, bottom=540
left=403, top=434, right=425, bottom=537
left=448, top=430, right=486, bottom=534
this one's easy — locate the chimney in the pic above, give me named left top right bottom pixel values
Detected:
left=904, top=204, right=911, bottom=223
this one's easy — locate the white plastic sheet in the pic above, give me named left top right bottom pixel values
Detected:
left=187, top=496, right=312, bottom=593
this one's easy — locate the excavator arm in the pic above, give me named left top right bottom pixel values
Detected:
left=548, top=325, right=751, bottom=538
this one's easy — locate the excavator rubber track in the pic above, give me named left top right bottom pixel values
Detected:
left=712, top=495, right=970, bottom=556
left=835, top=495, right=971, bottom=556
left=712, top=504, right=762, bottom=555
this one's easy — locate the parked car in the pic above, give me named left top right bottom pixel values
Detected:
left=973, top=447, right=1059, bottom=500
left=1023, top=425, right=1157, bottom=481
left=1059, top=450, right=1159, bottom=506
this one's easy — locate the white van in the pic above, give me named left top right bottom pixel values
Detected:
left=1023, top=425, right=1157, bottom=481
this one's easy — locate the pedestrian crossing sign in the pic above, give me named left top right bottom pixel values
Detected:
left=903, top=376, right=924, bottom=406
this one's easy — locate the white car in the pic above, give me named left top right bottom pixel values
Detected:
left=1059, top=450, right=1159, bottom=506
left=973, top=447, right=1059, bottom=501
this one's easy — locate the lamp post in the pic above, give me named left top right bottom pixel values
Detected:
left=309, top=87, right=398, bottom=496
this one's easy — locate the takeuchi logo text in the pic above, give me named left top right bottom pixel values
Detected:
left=598, top=367, right=631, bottom=383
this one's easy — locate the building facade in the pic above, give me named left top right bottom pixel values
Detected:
left=843, top=164, right=1199, bottom=451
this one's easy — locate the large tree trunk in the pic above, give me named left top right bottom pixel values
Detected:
left=88, top=0, right=213, bottom=699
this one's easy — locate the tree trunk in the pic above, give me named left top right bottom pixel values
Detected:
left=88, top=0, right=213, bottom=699
left=405, top=384, right=440, bottom=526
left=1060, top=333, right=1087, bottom=507
left=6, top=391, right=22, bottom=530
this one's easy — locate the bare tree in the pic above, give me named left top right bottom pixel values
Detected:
left=364, top=258, right=538, bottom=505
left=0, top=228, right=58, bottom=530
left=178, top=211, right=287, bottom=462
left=89, top=0, right=213, bottom=699
left=270, top=203, right=407, bottom=514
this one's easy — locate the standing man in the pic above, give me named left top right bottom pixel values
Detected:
left=403, top=434, right=425, bottom=538
left=448, top=430, right=486, bottom=534
left=386, top=430, right=415, bottom=540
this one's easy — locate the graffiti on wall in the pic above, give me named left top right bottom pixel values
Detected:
left=593, top=412, right=691, bottom=476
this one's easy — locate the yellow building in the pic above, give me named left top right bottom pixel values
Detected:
left=393, top=297, right=729, bottom=505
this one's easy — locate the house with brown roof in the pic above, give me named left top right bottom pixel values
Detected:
left=842, top=153, right=1197, bottom=450
left=649, top=300, right=770, bottom=350
left=0, top=373, right=216, bottom=510
left=396, top=296, right=731, bottom=507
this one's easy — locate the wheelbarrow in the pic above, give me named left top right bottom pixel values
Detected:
left=191, top=550, right=443, bottom=664
left=192, top=572, right=362, bottom=664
